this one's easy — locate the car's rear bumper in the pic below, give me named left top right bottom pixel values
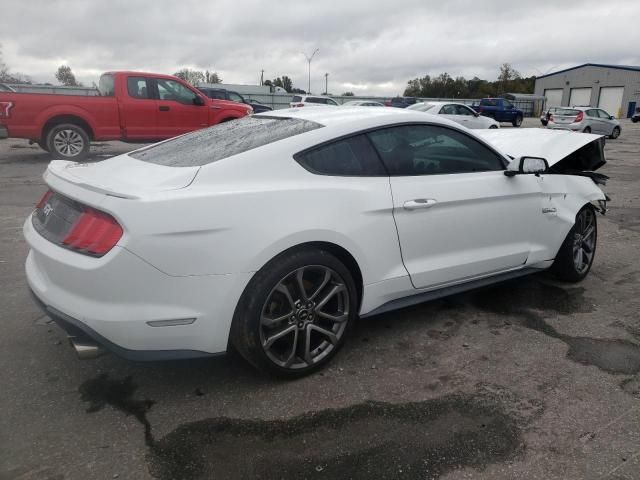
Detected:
left=548, top=123, right=582, bottom=131
left=24, top=214, right=253, bottom=359
left=0, top=125, right=8, bottom=139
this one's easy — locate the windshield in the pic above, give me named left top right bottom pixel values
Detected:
left=130, top=116, right=323, bottom=166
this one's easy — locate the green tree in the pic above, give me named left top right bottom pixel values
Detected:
left=174, top=68, right=205, bottom=86
left=205, top=70, right=222, bottom=84
left=342, top=91, right=355, bottom=96
left=55, top=65, right=81, bottom=86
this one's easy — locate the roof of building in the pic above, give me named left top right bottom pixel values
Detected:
left=537, top=63, right=640, bottom=79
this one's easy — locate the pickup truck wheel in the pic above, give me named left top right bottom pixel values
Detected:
left=512, top=116, right=523, bottom=127
left=46, top=124, right=90, bottom=161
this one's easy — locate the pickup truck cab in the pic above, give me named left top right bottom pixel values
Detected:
left=472, top=98, right=524, bottom=127
left=0, top=71, right=252, bottom=160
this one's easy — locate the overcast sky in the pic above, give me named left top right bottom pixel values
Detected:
left=1, top=0, right=639, bottom=96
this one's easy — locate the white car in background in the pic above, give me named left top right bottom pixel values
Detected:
left=408, top=101, right=500, bottom=129
left=341, top=100, right=385, bottom=107
left=25, top=107, right=607, bottom=377
left=290, top=95, right=339, bottom=107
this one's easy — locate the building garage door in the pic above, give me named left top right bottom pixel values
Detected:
left=598, top=86, right=624, bottom=117
left=569, top=88, right=592, bottom=107
left=544, top=88, right=563, bottom=107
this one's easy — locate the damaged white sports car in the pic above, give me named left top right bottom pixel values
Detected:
left=25, top=107, right=608, bottom=376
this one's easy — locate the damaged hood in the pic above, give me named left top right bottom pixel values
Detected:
left=476, top=128, right=606, bottom=172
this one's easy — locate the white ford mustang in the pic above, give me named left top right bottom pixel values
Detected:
left=24, top=107, right=608, bottom=376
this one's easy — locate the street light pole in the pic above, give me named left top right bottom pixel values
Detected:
left=324, top=73, right=328, bottom=95
left=302, top=48, right=319, bottom=94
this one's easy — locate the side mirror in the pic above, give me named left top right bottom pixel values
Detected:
left=193, top=95, right=205, bottom=106
left=505, top=156, right=549, bottom=176
left=609, top=115, right=615, bottom=120
left=473, top=111, right=479, bottom=117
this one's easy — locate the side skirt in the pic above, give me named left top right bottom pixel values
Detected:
left=360, top=267, right=541, bottom=318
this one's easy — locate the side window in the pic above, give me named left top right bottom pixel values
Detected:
left=207, top=90, right=226, bottom=100
left=586, top=109, right=598, bottom=118
left=292, top=96, right=302, bottom=103
left=228, top=92, right=244, bottom=103
left=295, top=134, right=386, bottom=176
left=503, top=100, right=514, bottom=109
left=157, top=79, right=198, bottom=105
left=127, top=77, right=151, bottom=99
left=440, top=104, right=457, bottom=115
left=456, top=105, right=474, bottom=116
left=326, top=98, right=339, bottom=106
left=598, top=109, right=611, bottom=118
left=367, top=124, right=505, bottom=176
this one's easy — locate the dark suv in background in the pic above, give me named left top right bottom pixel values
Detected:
left=388, top=97, right=417, bottom=108
left=198, top=87, right=273, bottom=113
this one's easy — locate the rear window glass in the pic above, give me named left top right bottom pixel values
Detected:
left=130, top=116, right=323, bottom=167
left=558, top=109, right=580, bottom=116
left=292, top=96, right=302, bottom=102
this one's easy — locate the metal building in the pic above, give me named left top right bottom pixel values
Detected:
left=534, top=63, right=640, bottom=118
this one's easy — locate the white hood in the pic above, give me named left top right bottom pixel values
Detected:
left=476, top=128, right=605, bottom=168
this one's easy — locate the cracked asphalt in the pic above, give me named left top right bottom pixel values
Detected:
left=1, top=119, right=639, bottom=479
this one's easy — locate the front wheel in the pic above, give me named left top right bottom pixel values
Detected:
left=512, top=116, right=523, bottom=127
left=551, top=207, right=597, bottom=282
left=230, top=248, right=357, bottom=377
left=489, top=124, right=499, bottom=129
left=609, top=126, right=620, bottom=139
left=46, top=123, right=90, bottom=160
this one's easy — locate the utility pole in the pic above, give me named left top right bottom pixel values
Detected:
left=301, top=48, right=319, bottom=94
left=324, top=73, right=328, bottom=95
left=260, top=69, right=264, bottom=86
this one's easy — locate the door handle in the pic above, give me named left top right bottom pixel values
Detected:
left=403, top=198, right=437, bottom=210
left=159, top=106, right=170, bottom=112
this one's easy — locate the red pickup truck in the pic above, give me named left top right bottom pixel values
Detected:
left=0, top=71, right=252, bottom=160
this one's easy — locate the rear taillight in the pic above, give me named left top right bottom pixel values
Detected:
left=293, top=103, right=304, bottom=107
left=62, top=208, right=123, bottom=256
left=574, top=111, right=584, bottom=123
left=35, top=190, right=53, bottom=209
left=0, top=101, right=13, bottom=119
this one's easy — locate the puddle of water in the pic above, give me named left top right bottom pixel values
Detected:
left=79, top=373, right=155, bottom=445
left=472, top=279, right=640, bottom=375
left=148, top=395, right=523, bottom=480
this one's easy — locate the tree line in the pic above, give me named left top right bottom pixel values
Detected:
left=404, top=63, right=535, bottom=98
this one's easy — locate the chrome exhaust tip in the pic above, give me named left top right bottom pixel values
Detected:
left=69, top=337, right=106, bottom=359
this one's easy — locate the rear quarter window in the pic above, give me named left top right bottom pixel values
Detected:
left=130, top=116, right=323, bottom=167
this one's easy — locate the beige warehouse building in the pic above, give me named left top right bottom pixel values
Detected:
left=534, top=63, right=640, bottom=118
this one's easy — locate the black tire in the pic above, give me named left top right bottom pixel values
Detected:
left=632, top=117, right=638, bottom=123
left=512, top=116, right=523, bottom=127
left=609, top=126, right=620, bottom=139
left=541, top=120, right=548, bottom=127
left=551, top=206, right=597, bottom=283
left=230, top=247, right=358, bottom=377
left=45, top=123, right=90, bottom=161
left=582, top=126, right=591, bottom=133
left=489, top=125, right=499, bottom=129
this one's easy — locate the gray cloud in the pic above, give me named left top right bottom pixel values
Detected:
left=1, top=0, right=639, bottom=95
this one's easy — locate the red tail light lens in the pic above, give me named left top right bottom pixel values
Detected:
left=574, top=111, right=584, bottom=123
left=294, top=103, right=304, bottom=107
left=35, top=190, right=53, bottom=209
left=0, top=101, right=13, bottom=119
left=62, top=208, right=123, bottom=256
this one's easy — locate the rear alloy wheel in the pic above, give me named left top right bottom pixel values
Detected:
left=231, top=249, right=357, bottom=377
left=609, top=126, right=620, bottom=139
left=583, top=126, right=592, bottom=133
left=46, top=123, right=90, bottom=160
left=512, top=116, right=523, bottom=127
left=551, top=207, right=597, bottom=282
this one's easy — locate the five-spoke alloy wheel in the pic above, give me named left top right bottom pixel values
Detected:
left=552, top=206, right=598, bottom=282
left=231, top=248, right=357, bottom=377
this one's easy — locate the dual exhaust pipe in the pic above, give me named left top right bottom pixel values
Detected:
left=68, top=337, right=105, bottom=359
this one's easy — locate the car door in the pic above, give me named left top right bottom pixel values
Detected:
left=456, top=104, right=482, bottom=128
left=597, top=109, right=614, bottom=134
left=154, top=78, right=210, bottom=138
left=438, top=104, right=469, bottom=127
left=119, top=75, right=159, bottom=139
left=585, top=109, right=601, bottom=133
left=367, top=124, right=545, bottom=289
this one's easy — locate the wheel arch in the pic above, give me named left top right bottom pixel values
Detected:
left=41, top=114, right=95, bottom=142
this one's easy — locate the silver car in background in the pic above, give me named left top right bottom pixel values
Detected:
left=407, top=101, right=500, bottom=129
left=547, top=106, right=621, bottom=138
